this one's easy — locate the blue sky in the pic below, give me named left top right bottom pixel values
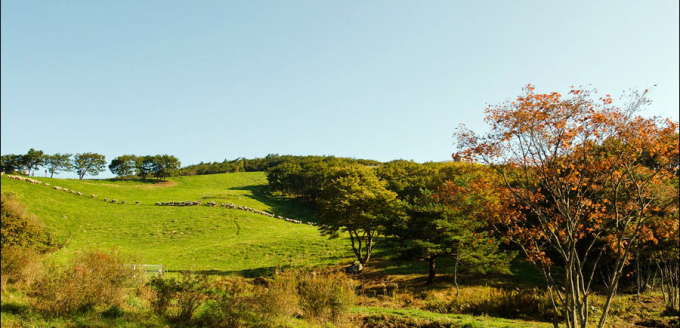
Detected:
left=2, top=1, right=678, bottom=179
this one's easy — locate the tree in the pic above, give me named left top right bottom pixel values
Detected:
left=136, top=155, right=157, bottom=181
left=44, top=153, right=73, bottom=178
left=388, top=162, right=513, bottom=286
left=376, top=160, right=439, bottom=201
left=638, top=211, right=679, bottom=311
left=316, top=165, right=400, bottom=265
left=153, top=154, right=180, bottom=181
left=267, top=162, right=303, bottom=195
left=109, top=155, right=137, bottom=181
left=21, top=148, right=44, bottom=176
left=1, top=154, right=24, bottom=174
left=454, top=85, right=679, bottom=328
left=73, top=153, right=107, bottom=180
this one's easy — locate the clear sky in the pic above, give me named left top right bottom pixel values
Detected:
left=2, top=1, right=678, bottom=179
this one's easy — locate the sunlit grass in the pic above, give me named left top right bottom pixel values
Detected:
left=1, top=173, right=351, bottom=274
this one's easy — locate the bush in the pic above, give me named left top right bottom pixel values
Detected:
left=32, top=248, right=140, bottom=316
left=0, top=245, right=42, bottom=291
left=423, top=286, right=555, bottom=322
left=148, top=275, right=179, bottom=316
left=0, top=192, right=58, bottom=251
left=175, top=271, right=209, bottom=322
left=149, top=269, right=357, bottom=327
left=468, top=287, right=554, bottom=320
left=299, top=271, right=356, bottom=325
left=198, top=279, right=255, bottom=328
left=257, top=270, right=301, bottom=320
left=149, top=271, right=219, bottom=324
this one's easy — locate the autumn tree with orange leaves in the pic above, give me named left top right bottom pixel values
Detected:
left=454, top=85, right=679, bottom=328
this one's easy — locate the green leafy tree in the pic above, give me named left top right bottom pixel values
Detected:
left=136, top=155, right=158, bottom=181
left=317, top=165, right=400, bottom=265
left=21, top=148, right=44, bottom=176
left=109, top=155, right=137, bottom=181
left=153, top=154, right=180, bottom=181
left=73, top=152, right=107, bottom=180
left=44, top=153, right=73, bottom=178
left=267, top=162, right=303, bottom=195
left=376, top=160, right=440, bottom=200
left=388, top=163, right=513, bottom=286
left=1, top=154, right=24, bottom=174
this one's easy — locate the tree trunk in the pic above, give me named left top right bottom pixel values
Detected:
left=453, top=257, right=460, bottom=296
left=636, top=247, right=641, bottom=300
left=364, top=234, right=373, bottom=264
left=597, top=270, right=622, bottom=328
left=426, top=256, right=436, bottom=285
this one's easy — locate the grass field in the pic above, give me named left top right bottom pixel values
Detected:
left=1, top=173, right=352, bottom=275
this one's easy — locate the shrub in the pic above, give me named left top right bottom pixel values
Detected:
left=148, top=275, right=179, bottom=316
left=175, top=271, right=209, bottom=322
left=0, top=245, right=42, bottom=291
left=299, top=271, right=356, bottom=325
left=468, top=287, right=554, bottom=320
left=198, top=279, right=255, bottom=328
left=32, top=248, right=139, bottom=316
left=149, top=271, right=217, bottom=323
left=423, top=286, right=555, bottom=322
left=1, top=192, right=58, bottom=251
left=257, top=270, right=301, bottom=320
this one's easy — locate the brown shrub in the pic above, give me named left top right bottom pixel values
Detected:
left=1, top=192, right=58, bottom=251
left=299, top=270, right=356, bottom=325
left=32, top=248, right=140, bottom=316
left=422, top=286, right=555, bottom=321
left=0, top=245, right=43, bottom=291
left=257, top=270, right=301, bottom=320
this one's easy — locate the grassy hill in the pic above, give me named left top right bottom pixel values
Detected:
left=3, top=173, right=672, bottom=328
left=1, top=172, right=352, bottom=275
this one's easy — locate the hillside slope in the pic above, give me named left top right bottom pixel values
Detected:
left=1, top=173, right=352, bottom=275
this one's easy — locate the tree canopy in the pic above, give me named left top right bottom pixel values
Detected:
left=153, top=154, right=181, bottom=181
left=22, top=148, right=44, bottom=176
left=109, top=155, right=137, bottom=181
left=44, top=153, right=73, bottom=178
left=73, top=152, right=107, bottom=180
left=455, top=85, right=679, bottom=328
left=317, top=165, right=401, bottom=265
left=1, top=154, right=24, bottom=174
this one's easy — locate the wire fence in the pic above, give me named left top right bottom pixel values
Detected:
left=128, top=264, right=165, bottom=277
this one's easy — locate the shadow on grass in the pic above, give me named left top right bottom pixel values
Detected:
left=166, top=265, right=294, bottom=278
left=102, top=178, right=171, bottom=184
left=227, top=185, right=317, bottom=222
left=365, top=245, right=546, bottom=289
left=1, top=301, right=30, bottom=315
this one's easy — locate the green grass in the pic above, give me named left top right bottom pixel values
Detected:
left=1, top=173, right=352, bottom=275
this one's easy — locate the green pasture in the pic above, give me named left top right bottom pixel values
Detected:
left=1, top=173, right=352, bottom=275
